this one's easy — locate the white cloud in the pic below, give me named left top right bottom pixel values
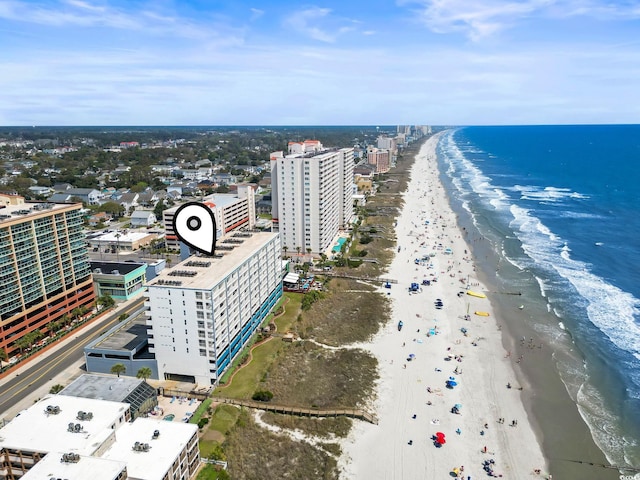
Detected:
left=0, top=0, right=240, bottom=41
left=400, top=0, right=640, bottom=41
left=284, top=6, right=359, bottom=43
left=250, top=7, right=264, bottom=21
left=3, top=37, right=640, bottom=125
left=399, top=0, right=550, bottom=41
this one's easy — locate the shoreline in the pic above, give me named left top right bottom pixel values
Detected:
left=447, top=179, right=619, bottom=479
left=340, top=134, right=549, bottom=479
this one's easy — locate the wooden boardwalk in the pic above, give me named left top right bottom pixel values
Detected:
left=317, top=271, right=397, bottom=284
left=210, top=396, right=378, bottom=425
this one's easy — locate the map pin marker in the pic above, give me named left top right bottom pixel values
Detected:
left=173, top=202, right=217, bottom=255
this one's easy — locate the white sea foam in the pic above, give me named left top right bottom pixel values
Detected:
left=509, top=205, right=640, bottom=360
left=443, top=130, right=640, bottom=359
left=576, top=381, right=632, bottom=468
left=511, top=184, right=589, bottom=203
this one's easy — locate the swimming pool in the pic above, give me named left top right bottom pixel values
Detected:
left=332, top=237, right=347, bottom=253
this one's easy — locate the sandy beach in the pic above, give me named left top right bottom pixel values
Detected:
left=340, top=134, right=549, bottom=479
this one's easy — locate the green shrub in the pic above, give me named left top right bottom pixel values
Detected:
left=252, top=390, right=274, bottom=402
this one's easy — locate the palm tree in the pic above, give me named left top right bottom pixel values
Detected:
left=282, top=245, right=288, bottom=258
left=136, top=367, right=152, bottom=383
left=49, top=384, right=64, bottom=394
left=110, top=363, right=126, bottom=377
left=97, top=294, right=115, bottom=311
left=296, top=246, right=301, bottom=257
left=0, top=349, right=7, bottom=363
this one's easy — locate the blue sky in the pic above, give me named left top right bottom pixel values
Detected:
left=2, top=0, right=640, bottom=125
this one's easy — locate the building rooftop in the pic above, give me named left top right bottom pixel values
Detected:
left=0, top=395, right=129, bottom=456
left=0, top=201, right=75, bottom=224
left=20, top=451, right=126, bottom=480
left=147, top=231, right=279, bottom=290
left=87, top=313, right=149, bottom=352
left=91, top=231, right=153, bottom=243
left=60, top=374, right=147, bottom=402
left=101, top=418, right=198, bottom=480
left=202, top=193, right=243, bottom=209
left=90, top=261, right=147, bottom=276
left=164, top=193, right=245, bottom=217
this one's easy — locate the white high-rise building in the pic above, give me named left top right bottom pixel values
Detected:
left=163, top=185, right=256, bottom=250
left=271, top=144, right=354, bottom=254
left=145, top=231, right=282, bottom=385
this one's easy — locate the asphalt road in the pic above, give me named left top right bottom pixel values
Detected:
left=0, top=296, right=146, bottom=417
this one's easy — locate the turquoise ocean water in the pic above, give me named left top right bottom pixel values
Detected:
left=436, top=125, right=640, bottom=469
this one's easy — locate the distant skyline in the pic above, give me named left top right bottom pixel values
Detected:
left=2, top=0, right=640, bottom=126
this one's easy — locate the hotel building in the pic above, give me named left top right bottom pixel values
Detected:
left=0, top=200, right=94, bottom=360
left=270, top=142, right=354, bottom=254
left=366, top=147, right=391, bottom=174
left=163, top=185, right=256, bottom=250
left=145, top=231, right=281, bottom=385
left=0, top=395, right=199, bottom=480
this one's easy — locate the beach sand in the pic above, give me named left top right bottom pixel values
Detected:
left=340, top=134, right=549, bottom=479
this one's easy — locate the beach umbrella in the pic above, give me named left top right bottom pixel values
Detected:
left=454, top=404, right=462, bottom=409
left=409, top=354, right=416, bottom=358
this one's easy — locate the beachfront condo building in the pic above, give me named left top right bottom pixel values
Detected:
left=0, top=199, right=95, bottom=361
left=367, top=147, right=391, bottom=174
left=163, top=185, right=256, bottom=250
left=145, top=231, right=282, bottom=385
left=270, top=142, right=354, bottom=254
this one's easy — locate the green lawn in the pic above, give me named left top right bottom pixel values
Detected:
left=213, top=293, right=302, bottom=399
left=209, top=404, right=241, bottom=436
left=196, top=465, right=229, bottom=480
left=188, top=398, right=212, bottom=425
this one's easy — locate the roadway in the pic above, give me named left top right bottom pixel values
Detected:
left=0, top=296, right=146, bottom=419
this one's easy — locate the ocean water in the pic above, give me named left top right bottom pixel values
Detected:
left=436, top=125, right=640, bottom=470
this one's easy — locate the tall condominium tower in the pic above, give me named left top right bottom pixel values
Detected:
left=145, top=231, right=281, bottom=385
left=0, top=199, right=95, bottom=360
left=270, top=143, right=354, bottom=254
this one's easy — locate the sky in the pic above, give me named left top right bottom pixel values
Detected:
left=1, top=0, right=640, bottom=126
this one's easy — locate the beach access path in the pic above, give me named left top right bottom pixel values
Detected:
left=339, top=134, right=548, bottom=479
